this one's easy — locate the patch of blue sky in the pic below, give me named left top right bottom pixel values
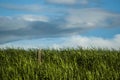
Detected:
left=100, top=0, right=120, bottom=12
left=81, top=27, right=120, bottom=38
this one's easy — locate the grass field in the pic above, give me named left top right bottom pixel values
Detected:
left=0, top=48, right=120, bottom=80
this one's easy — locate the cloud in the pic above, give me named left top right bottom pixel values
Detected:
left=0, top=15, right=52, bottom=43
left=63, top=8, right=120, bottom=29
left=51, top=34, right=120, bottom=50
left=19, top=15, right=49, bottom=22
left=78, top=0, right=89, bottom=5
left=0, top=4, right=42, bottom=12
left=46, top=0, right=100, bottom=5
left=0, top=15, right=49, bottom=31
left=0, top=8, right=120, bottom=44
left=1, top=34, right=120, bottom=50
left=0, top=15, right=77, bottom=44
left=46, top=0, right=77, bottom=4
left=0, top=3, right=68, bottom=13
left=0, top=16, right=27, bottom=31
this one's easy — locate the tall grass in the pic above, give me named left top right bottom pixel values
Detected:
left=0, top=48, right=120, bottom=80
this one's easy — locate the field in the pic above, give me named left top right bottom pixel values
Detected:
left=0, top=48, right=120, bottom=80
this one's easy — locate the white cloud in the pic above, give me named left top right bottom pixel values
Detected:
left=47, top=0, right=77, bottom=4
left=63, top=8, right=120, bottom=29
left=0, top=16, right=27, bottom=31
left=19, top=15, right=49, bottom=22
left=80, top=0, right=89, bottom=5
left=0, top=8, right=120, bottom=44
left=1, top=34, right=120, bottom=50
left=46, top=0, right=100, bottom=5
left=51, top=34, right=120, bottom=50
left=0, top=15, right=49, bottom=31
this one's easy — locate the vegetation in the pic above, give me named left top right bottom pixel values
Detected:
left=0, top=48, right=120, bottom=80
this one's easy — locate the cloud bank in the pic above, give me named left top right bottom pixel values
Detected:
left=0, top=8, right=120, bottom=44
left=1, top=34, right=120, bottom=50
left=49, top=34, right=120, bottom=50
left=64, top=8, right=120, bottom=29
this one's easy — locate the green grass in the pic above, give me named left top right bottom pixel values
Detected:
left=0, top=48, right=120, bottom=80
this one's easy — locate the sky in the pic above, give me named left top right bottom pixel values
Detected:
left=0, top=0, right=120, bottom=49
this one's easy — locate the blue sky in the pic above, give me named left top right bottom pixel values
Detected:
left=0, top=0, right=120, bottom=49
